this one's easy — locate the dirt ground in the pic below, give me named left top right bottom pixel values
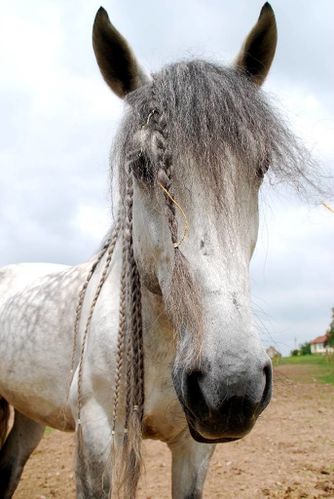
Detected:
left=14, top=366, right=334, bottom=498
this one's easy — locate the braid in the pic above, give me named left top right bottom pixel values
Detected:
left=132, top=269, right=144, bottom=418
left=117, top=156, right=144, bottom=498
left=150, top=78, right=179, bottom=246
left=75, top=220, right=120, bottom=474
left=124, top=165, right=135, bottom=429
left=68, top=216, right=121, bottom=401
left=111, top=243, right=127, bottom=434
left=150, top=80, right=202, bottom=370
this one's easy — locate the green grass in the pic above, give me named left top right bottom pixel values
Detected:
left=278, top=354, right=334, bottom=385
left=280, top=353, right=334, bottom=366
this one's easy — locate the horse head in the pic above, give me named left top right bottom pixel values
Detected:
left=92, top=4, right=278, bottom=442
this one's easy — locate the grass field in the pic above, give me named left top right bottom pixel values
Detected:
left=278, top=354, right=334, bottom=385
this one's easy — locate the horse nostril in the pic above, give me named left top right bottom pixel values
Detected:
left=184, top=370, right=209, bottom=417
left=260, top=361, right=272, bottom=411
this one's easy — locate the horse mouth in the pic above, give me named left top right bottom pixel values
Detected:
left=183, top=408, right=250, bottom=444
left=188, top=422, right=241, bottom=444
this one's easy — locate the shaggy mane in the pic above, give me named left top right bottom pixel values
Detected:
left=112, top=59, right=321, bottom=204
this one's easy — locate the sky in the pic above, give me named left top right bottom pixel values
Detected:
left=0, top=0, right=333, bottom=355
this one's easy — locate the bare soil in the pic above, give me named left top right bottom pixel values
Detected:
left=14, top=366, right=334, bottom=498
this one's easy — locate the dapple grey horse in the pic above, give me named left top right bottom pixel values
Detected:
left=0, top=3, right=311, bottom=498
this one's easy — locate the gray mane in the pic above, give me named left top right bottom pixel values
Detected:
left=112, top=59, right=318, bottom=202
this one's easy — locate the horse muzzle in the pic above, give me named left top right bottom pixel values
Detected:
left=173, top=360, right=272, bottom=443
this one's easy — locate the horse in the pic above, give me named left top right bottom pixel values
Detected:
left=0, top=3, right=315, bottom=498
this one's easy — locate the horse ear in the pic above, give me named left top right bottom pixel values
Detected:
left=235, top=3, right=277, bottom=85
left=92, top=7, right=148, bottom=98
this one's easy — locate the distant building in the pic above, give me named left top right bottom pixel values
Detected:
left=266, top=346, right=282, bottom=360
left=310, top=333, right=334, bottom=354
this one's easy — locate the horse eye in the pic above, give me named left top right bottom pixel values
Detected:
left=132, top=151, right=154, bottom=184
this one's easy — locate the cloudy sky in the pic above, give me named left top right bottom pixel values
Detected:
left=0, top=0, right=333, bottom=355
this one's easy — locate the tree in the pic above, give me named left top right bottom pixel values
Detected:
left=300, top=342, right=311, bottom=355
left=328, top=307, right=334, bottom=347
